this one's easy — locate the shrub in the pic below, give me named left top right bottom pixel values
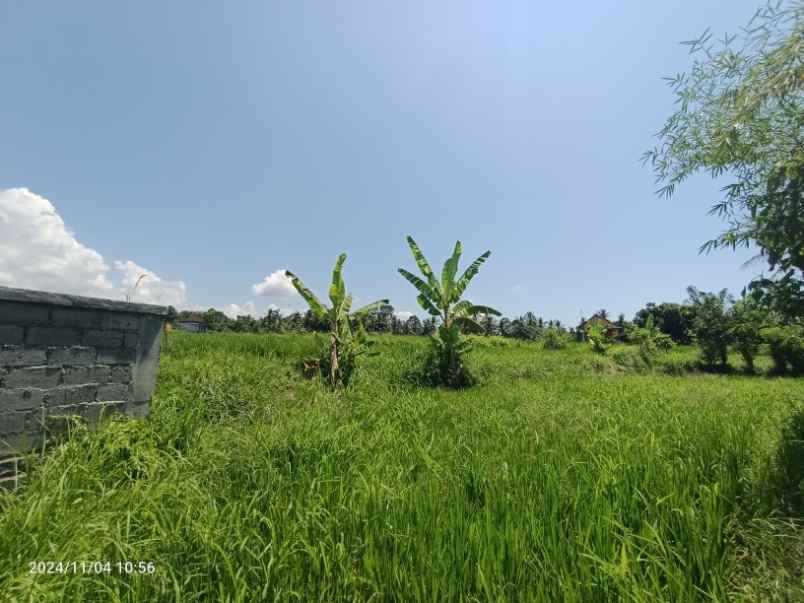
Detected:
left=541, top=326, right=569, bottom=350
left=585, top=323, right=609, bottom=355
left=631, top=315, right=675, bottom=366
left=728, top=298, right=768, bottom=372
left=687, top=287, right=733, bottom=368
left=762, top=326, right=804, bottom=375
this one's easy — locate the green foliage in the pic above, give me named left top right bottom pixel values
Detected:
left=687, top=286, right=734, bottom=367
left=634, top=302, right=695, bottom=343
left=645, top=2, right=804, bottom=320
left=541, top=325, right=569, bottom=350
left=729, top=296, right=771, bottom=371
left=420, top=324, right=475, bottom=388
left=399, top=236, right=500, bottom=387
left=585, top=322, right=609, bottom=355
left=631, top=314, right=676, bottom=366
left=762, top=324, right=804, bottom=374
left=286, top=254, right=388, bottom=388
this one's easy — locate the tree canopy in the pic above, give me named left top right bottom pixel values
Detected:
left=645, top=1, right=804, bottom=318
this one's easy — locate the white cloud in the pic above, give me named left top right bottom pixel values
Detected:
left=0, top=187, right=187, bottom=307
left=252, top=269, right=297, bottom=298
left=113, top=260, right=187, bottom=307
left=395, top=310, right=414, bottom=320
left=223, top=301, right=258, bottom=319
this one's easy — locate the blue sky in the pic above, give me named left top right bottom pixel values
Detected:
left=0, top=1, right=765, bottom=323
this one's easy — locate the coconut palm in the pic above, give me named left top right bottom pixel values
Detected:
left=286, top=254, right=388, bottom=388
left=398, top=236, right=500, bottom=386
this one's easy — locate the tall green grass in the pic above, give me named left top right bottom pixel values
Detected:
left=0, top=332, right=801, bottom=601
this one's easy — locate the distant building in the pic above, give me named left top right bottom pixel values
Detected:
left=175, top=313, right=209, bottom=333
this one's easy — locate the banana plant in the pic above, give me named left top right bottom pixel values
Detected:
left=398, top=236, right=500, bottom=386
left=286, top=254, right=388, bottom=388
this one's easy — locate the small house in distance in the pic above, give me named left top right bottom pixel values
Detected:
left=175, top=312, right=209, bottom=333
left=577, top=313, right=622, bottom=341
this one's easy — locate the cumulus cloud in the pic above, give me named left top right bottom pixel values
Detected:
left=0, top=187, right=187, bottom=306
left=113, top=260, right=187, bottom=307
left=395, top=310, right=414, bottom=320
left=223, top=301, right=258, bottom=319
left=252, top=269, right=297, bottom=298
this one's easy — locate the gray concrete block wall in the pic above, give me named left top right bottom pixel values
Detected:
left=0, top=286, right=168, bottom=456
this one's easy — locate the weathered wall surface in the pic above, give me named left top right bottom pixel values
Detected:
left=0, top=286, right=167, bottom=456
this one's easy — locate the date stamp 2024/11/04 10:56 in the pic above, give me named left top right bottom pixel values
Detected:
left=29, top=561, right=156, bottom=575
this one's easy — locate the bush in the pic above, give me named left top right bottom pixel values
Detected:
left=585, top=323, right=609, bottom=355
left=630, top=315, right=675, bottom=367
left=762, top=326, right=804, bottom=374
left=541, top=326, right=569, bottom=350
left=687, top=287, right=733, bottom=368
left=420, top=325, right=475, bottom=388
left=728, top=298, right=768, bottom=372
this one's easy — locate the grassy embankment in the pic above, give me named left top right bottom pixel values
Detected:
left=0, top=332, right=802, bottom=601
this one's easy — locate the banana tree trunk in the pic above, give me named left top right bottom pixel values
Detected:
left=330, top=334, right=339, bottom=386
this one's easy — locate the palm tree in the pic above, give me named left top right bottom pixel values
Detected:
left=398, top=236, right=500, bottom=386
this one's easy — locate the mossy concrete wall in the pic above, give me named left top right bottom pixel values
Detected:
left=0, top=286, right=167, bottom=459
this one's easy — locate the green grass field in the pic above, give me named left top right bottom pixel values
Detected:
left=1, top=332, right=803, bottom=601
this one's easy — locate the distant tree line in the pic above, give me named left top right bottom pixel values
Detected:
left=172, top=305, right=574, bottom=339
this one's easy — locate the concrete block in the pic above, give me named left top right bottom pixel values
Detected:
left=3, top=366, right=61, bottom=389
left=26, top=327, right=80, bottom=347
left=62, top=365, right=110, bottom=385
left=0, top=325, right=24, bottom=345
left=0, top=301, right=49, bottom=325
left=0, top=346, right=47, bottom=367
left=110, top=365, right=132, bottom=383
left=61, top=384, right=97, bottom=404
left=97, top=383, right=130, bottom=402
left=123, top=332, right=139, bottom=349
left=0, top=412, right=25, bottom=434
left=0, top=388, right=45, bottom=411
left=83, top=330, right=123, bottom=348
left=51, top=308, right=101, bottom=329
left=132, top=316, right=163, bottom=402
left=100, top=313, right=140, bottom=331
left=0, top=432, right=39, bottom=456
left=44, top=385, right=97, bottom=406
left=48, top=346, right=96, bottom=366
left=97, top=348, right=136, bottom=364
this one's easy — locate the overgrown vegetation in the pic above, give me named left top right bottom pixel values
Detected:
left=0, top=332, right=801, bottom=601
